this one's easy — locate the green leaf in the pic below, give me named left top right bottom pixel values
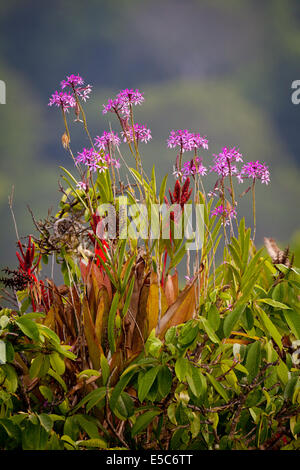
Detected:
left=76, top=415, right=99, bottom=439
left=254, top=304, right=282, bottom=350
left=200, top=317, right=220, bottom=343
left=49, top=352, right=65, bottom=375
left=138, top=366, right=160, bottom=402
left=29, top=354, right=44, bottom=379
left=15, top=316, right=40, bottom=342
left=157, top=366, right=172, bottom=397
left=257, top=298, right=290, bottom=309
left=114, top=392, right=134, bottom=420
left=228, top=242, right=242, bottom=271
left=131, top=410, right=161, bottom=437
left=223, top=304, right=246, bottom=337
left=74, top=387, right=106, bottom=413
left=110, top=370, right=136, bottom=412
left=0, top=418, right=21, bottom=444
left=207, top=374, right=229, bottom=402
left=38, top=413, right=53, bottom=432
left=283, top=310, right=300, bottom=340
left=0, top=340, right=6, bottom=364
left=39, top=385, right=54, bottom=402
left=276, top=358, right=289, bottom=385
left=107, top=292, right=120, bottom=354
left=186, top=366, right=205, bottom=398
left=100, top=354, right=110, bottom=385
left=48, top=368, right=67, bottom=392
left=122, top=275, right=135, bottom=317
left=175, top=356, right=189, bottom=382
left=245, top=341, right=261, bottom=383
left=22, top=421, right=48, bottom=450
left=207, top=305, right=220, bottom=332
left=76, top=438, right=107, bottom=449
left=159, top=175, right=168, bottom=204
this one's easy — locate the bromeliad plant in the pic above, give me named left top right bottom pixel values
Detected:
left=0, top=74, right=299, bottom=450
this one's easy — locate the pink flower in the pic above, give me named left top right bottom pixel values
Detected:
left=191, top=133, right=209, bottom=150
left=210, top=147, right=243, bottom=177
left=61, top=74, right=92, bottom=101
left=122, top=123, right=152, bottom=144
left=181, top=158, right=207, bottom=180
left=102, top=88, right=144, bottom=117
left=48, top=91, right=76, bottom=111
left=75, top=147, right=106, bottom=172
left=238, top=160, right=270, bottom=185
left=117, top=88, right=144, bottom=107
left=61, top=74, right=84, bottom=89
left=211, top=204, right=237, bottom=225
left=94, top=131, right=121, bottom=151
left=167, top=130, right=208, bottom=152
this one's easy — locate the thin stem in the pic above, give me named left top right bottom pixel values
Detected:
left=252, top=178, right=256, bottom=242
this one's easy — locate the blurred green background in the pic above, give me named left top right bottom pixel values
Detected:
left=1, top=0, right=300, bottom=269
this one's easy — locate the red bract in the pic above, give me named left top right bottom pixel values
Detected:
left=89, top=214, right=109, bottom=267
left=16, top=236, right=41, bottom=281
left=168, top=178, right=192, bottom=209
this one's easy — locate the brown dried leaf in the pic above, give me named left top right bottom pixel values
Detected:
left=156, top=280, right=197, bottom=338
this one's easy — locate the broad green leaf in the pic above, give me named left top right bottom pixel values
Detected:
left=39, top=385, right=54, bottom=402
left=175, top=356, right=189, bottom=382
left=223, top=304, right=246, bottom=337
left=207, top=374, right=229, bottom=402
left=110, top=370, right=136, bottom=412
left=15, top=317, right=40, bottom=342
left=186, top=366, right=205, bottom=398
left=158, top=365, right=172, bottom=397
left=76, top=415, right=99, bottom=439
left=201, top=317, right=220, bottom=343
left=38, top=413, right=53, bottom=432
left=245, top=341, right=261, bottom=383
left=29, top=354, right=44, bottom=379
left=207, top=305, right=219, bottom=330
left=114, top=392, right=134, bottom=420
left=138, top=366, right=160, bottom=402
left=283, top=310, right=300, bottom=340
left=276, top=358, right=289, bottom=385
left=131, top=410, right=161, bottom=437
left=254, top=304, right=282, bottom=350
left=49, top=352, right=65, bottom=375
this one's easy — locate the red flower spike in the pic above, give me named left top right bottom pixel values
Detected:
left=89, top=213, right=109, bottom=268
left=173, top=180, right=181, bottom=204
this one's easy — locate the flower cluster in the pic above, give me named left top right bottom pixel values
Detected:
left=60, top=73, right=92, bottom=102
left=102, top=88, right=144, bottom=117
left=237, top=160, right=270, bottom=185
left=211, top=204, right=237, bottom=224
left=121, top=123, right=152, bottom=144
left=94, top=131, right=121, bottom=151
left=48, top=91, right=76, bottom=112
left=75, top=148, right=107, bottom=173
left=48, top=74, right=92, bottom=111
left=210, top=147, right=243, bottom=177
left=167, top=129, right=208, bottom=152
left=181, top=157, right=207, bottom=180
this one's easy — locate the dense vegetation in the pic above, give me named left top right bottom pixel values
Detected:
left=0, top=75, right=299, bottom=450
